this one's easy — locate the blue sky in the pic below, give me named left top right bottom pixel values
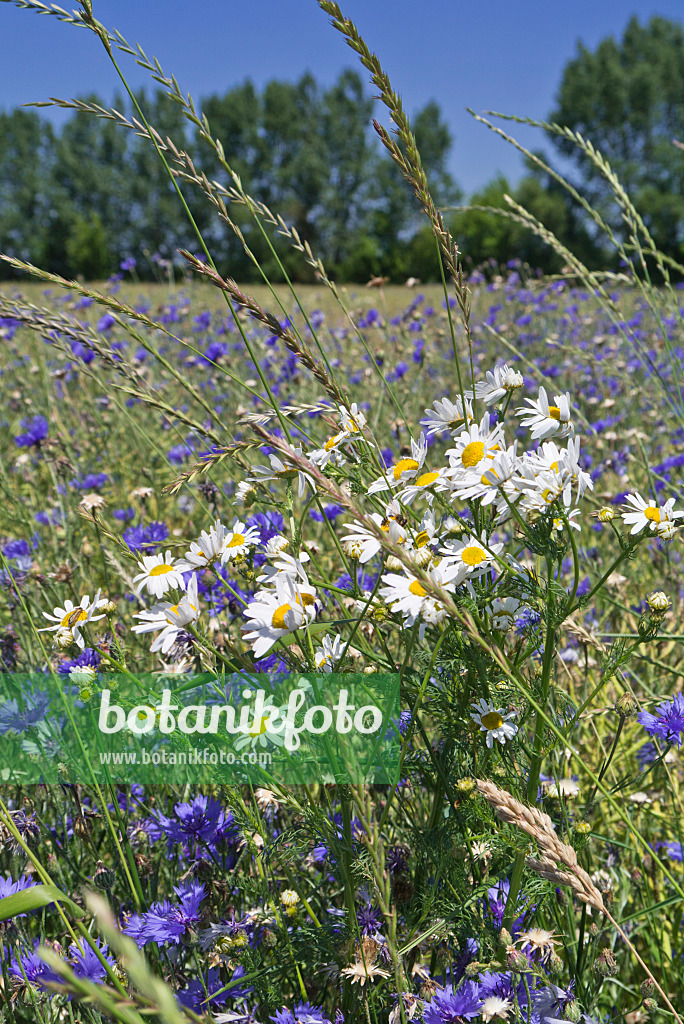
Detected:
left=1, top=0, right=682, bottom=195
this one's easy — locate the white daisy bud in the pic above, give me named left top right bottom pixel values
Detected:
left=647, top=591, right=670, bottom=613
left=55, top=628, right=75, bottom=650
left=343, top=538, right=365, bottom=560
left=592, top=507, right=615, bottom=522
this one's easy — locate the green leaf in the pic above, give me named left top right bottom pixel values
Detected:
left=0, top=884, right=84, bottom=922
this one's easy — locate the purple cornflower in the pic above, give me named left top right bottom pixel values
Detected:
left=637, top=693, right=684, bottom=747
left=423, top=981, right=483, bottom=1023
left=357, top=902, right=382, bottom=935
left=178, top=966, right=251, bottom=1011
left=271, top=1003, right=333, bottom=1024
left=14, top=415, right=48, bottom=448
left=120, top=257, right=136, bottom=271
left=3, top=810, right=41, bottom=854
left=665, top=841, right=683, bottom=861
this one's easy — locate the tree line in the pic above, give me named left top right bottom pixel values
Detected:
left=0, top=14, right=681, bottom=282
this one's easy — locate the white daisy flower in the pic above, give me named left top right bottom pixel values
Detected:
left=242, top=574, right=317, bottom=658
left=450, top=444, right=519, bottom=506
left=516, top=385, right=574, bottom=440
left=421, top=395, right=473, bottom=437
left=133, top=551, right=187, bottom=598
left=340, top=511, right=407, bottom=564
left=247, top=448, right=316, bottom=499
left=398, top=467, right=449, bottom=505
left=221, top=517, right=261, bottom=561
left=40, top=591, right=107, bottom=649
left=621, top=493, right=684, bottom=535
left=69, top=664, right=97, bottom=688
left=233, top=481, right=256, bottom=508
left=314, top=634, right=345, bottom=672
left=487, top=596, right=523, bottom=631
left=256, top=553, right=310, bottom=586
left=474, top=363, right=524, bottom=406
left=470, top=698, right=518, bottom=748
left=367, top=434, right=428, bottom=495
left=131, top=575, right=200, bottom=655
left=379, top=562, right=460, bottom=635
left=233, top=694, right=287, bottom=750
left=445, top=414, right=506, bottom=486
left=176, top=519, right=228, bottom=571
left=441, top=535, right=503, bottom=583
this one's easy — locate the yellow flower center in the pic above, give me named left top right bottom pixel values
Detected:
left=324, top=433, right=343, bottom=451
left=408, top=580, right=427, bottom=597
left=61, top=608, right=87, bottom=627
left=226, top=533, right=245, bottom=548
left=481, top=469, right=499, bottom=485
left=644, top=507, right=661, bottom=523
left=271, top=603, right=292, bottom=630
left=415, top=530, right=430, bottom=548
left=461, top=441, right=485, bottom=468
left=249, top=715, right=269, bottom=737
left=149, top=564, right=174, bottom=576
left=481, top=711, right=504, bottom=730
left=541, top=488, right=557, bottom=503
left=393, top=458, right=420, bottom=481
left=461, top=546, right=486, bottom=566
left=296, top=592, right=315, bottom=608
left=548, top=405, right=561, bottom=421
left=415, top=470, right=439, bottom=488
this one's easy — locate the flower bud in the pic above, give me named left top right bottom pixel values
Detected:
left=547, top=952, right=563, bottom=976
left=640, top=978, right=655, bottom=998
left=593, top=948, right=618, bottom=977
left=574, top=821, right=592, bottom=836
left=505, top=947, right=529, bottom=972
left=615, top=692, right=638, bottom=718
left=456, top=778, right=476, bottom=794
left=592, top=507, right=615, bottom=522
left=563, top=1000, right=582, bottom=1023
left=55, top=628, right=75, bottom=650
left=103, top=600, right=117, bottom=615
left=644, top=998, right=658, bottom=1017
left=647, top=591, right=670, bottom=613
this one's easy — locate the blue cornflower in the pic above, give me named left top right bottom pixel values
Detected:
left=125, top=883, right=206, bottom=947
left=423, top=981, right=483, bottom=1022
left=142, top=521, right=169, bottom=548
left=9, top=944, right=61, bottom=989
left=150, top=794, right=229, bottom=851
left=3, top=539, right=31, bottom=560
left=271, top=1003, right=333, bottom=1024
left=637, top=741, right=658, bottom=770
left=0, top=874, right=36, bottom=915
left=14, top=415, right=48, bottom=448
left=69, top=939, right=116, bottom=984
left=58, top=648, right=101, bottom=676
left=97, top=313, right=116, bottom=332
left=0, top=688, right=51, bottom=735
left=637, top=693, right=684, bottom=747
left=120, top=257, right=136, bottom=271
left=177, top=966, right=251, bottom=1012
left=665, top=841, right=683, bottom=861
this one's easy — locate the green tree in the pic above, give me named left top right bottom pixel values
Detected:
left=0, top=109, right=55, bottom=274
left=549, top=15, right=684, bottom=262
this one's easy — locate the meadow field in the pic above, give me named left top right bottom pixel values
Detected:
left=1, top=257, right=684, bottom=1024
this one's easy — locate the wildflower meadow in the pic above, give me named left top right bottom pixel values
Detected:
left=2, top=2, right=684, bottom=1023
